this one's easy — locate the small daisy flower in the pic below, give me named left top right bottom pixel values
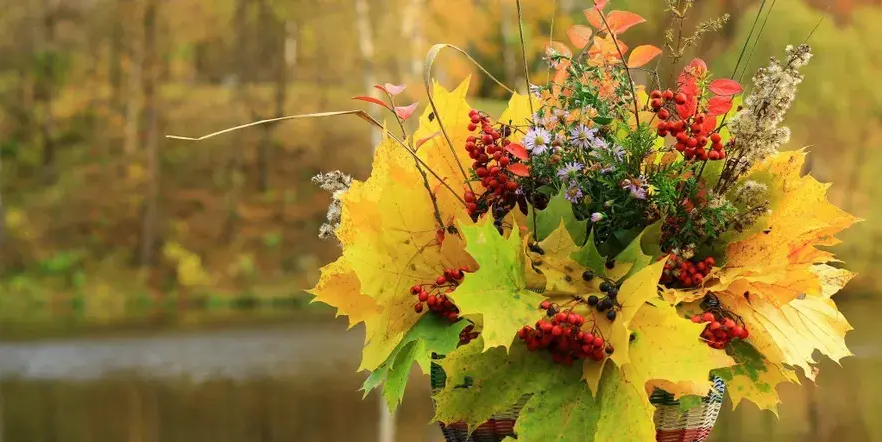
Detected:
left=524, top=127, right=552, bottom=155
left=570, top=124, right=598, bottom=150
left=565, top=185, right=584, bottom=203
left=556, top=161, right=584, bottom=180
left=590, top=212, right=604, bottom=223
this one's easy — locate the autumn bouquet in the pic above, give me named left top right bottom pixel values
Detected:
left=305, top=1, right=858, bottom=441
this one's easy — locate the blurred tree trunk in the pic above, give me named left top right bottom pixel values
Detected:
left=223, top=0, right=250, bottom=242
left=39, top=0, right=56, bottom=185
left=401, top=0, right=425, bottom=79
left=139, top=0, right=159, bottom=267
left=500, top=0, right=518, bottom=90
left=123, top=0, right=143, bottom=158
left=355, top=0, right=382, bottom=149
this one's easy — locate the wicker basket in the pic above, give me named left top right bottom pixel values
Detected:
left=430, top=357, right=726, bottom=442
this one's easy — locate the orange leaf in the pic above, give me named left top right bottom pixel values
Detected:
left=584, top=7, right=604, bottom=29
left=352, top=96, right=391, bottom=110
left=567, top=25, right=593, bottom=49
left=416, top=131, right=439, bottom=149
left=606, top=11, right=646, bottom=34
left=505, top=143, right=529, bottom=160
left=627, top=45, right=662, bottom=68
left=553, top=68, right=570, bottom=85
left=544, top=41, right=573, bottom=70
left=709, top=78, right=743, bottom=96
left=508, top=163, right=530, bottom=177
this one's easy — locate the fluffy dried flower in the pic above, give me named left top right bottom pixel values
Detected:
left=312, top=171, right=353, bottom=240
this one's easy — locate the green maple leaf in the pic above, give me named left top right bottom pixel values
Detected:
left=528, top=191, right=588, bottom=246
left=570, top=228, right=607, bottom=277
left=434, top=339, right=657, bottom=442
left=362, top=313, right=470, bottom=412
left=452, top=218, right=546, bottom=351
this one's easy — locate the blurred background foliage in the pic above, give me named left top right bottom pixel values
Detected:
left=1, top=0, right=880, bottom=328
left=1, top=1, right=881, bottom=441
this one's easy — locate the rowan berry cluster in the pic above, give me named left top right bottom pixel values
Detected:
left=661, top=255, right=716, bottom=288
left=464, top=109, right=525, bottom=225
left=691, top=310, right=750, bottom=349
left=517, top=300, right=614, bottom=366
left=410, top=266, right=469, bottom=322
left=649, top=89, right=727, bottom=161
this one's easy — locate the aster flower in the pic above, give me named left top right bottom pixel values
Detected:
left=570, top=124, right=598, bottom=150
left=590, top=212, right=604, bottom=223
left=524, top=127, right=552, bottom=155
left=565, top=185, right=584, bottom=203
left=556, top=161, right=584, bottom=181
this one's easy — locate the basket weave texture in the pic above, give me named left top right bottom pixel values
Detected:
left=430, top=358, right=725, bottom=442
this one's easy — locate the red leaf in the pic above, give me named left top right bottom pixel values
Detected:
left=627, top=45, right=662, bottom=68
left=508, top=163, right=530, bottom=177
left=505, top=143, right=529, bottom=160
left=709, top=79, right=743, bottom=96
left=352, top=96, right=391, bottom=110
left=605, top=11, right=646, bottom=34
left=395, top=102, right=419, bottom=120
left=567, top=25, right=593, bottom=49
left=702, top=113, right=718, bottom=133
left=416, top=131, right=439, bottom=149
left=707, top=96, right=733, bottom=116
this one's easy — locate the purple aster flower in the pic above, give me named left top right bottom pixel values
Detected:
left=570, top=124, right=598, bottom=150
left=556, top=161, right=584, bottom=180
left=611, top=145, right=626, bottom=162
left=524, top=127, right=552, bottom=155
left=590, top=212, right=604, bottom=223
left=600, top=165, right=615, bottom=174
left=629, top=185, right=647, bottom=200
left=565, top=185, right=584, bottom=203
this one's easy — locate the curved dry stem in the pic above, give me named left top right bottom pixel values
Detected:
left=166, top=110, right=466, bottom=206
left=423, top=44, right=517, bottom=194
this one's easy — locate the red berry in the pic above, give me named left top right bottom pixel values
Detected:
left=741, top=328, right=749, bottom=339
left=686, top=137, right=698, bottom=148
left=705, top=257, right=716, bottom=266
left=499, top=156, right=510, bottom=167
left=467, top=123, right=477, bottom=131
left=567, top=313, right=580, bottom=325
left=676, top=132, right=688, bottom=143
left=436, top=276, right=447, bottom=285
left=658, top=109, right=671, bottom=120
left=650, top=89, right=662, bottom=99
left=663, top=89, right=675, bottom=100
left=724, top=319, right=736, bottom=329
left=551, top=326, right=563, bottom=336
left=702, top=312, right=715, bottom=322
left=481, top=134, right=493, bottom=144
left=696, top=135, right=708, bottom=147
left=555, top=312, right=567, bottom=322
left=476, top=167, right=489, bottom=177
left=709, top=321, right=722, bottom=331
left=674, top=93, right=687, bottom=105
left=418, top=291, right=429, bottom=302
left=464, top=191, right=476, bottom=203
left=540, top=300, right=551, bottom=310
left=505, top=181, right=518, bottom=191
left=410, top=285, right=421, bottom=294
left=675, top=142, right=687, bottom=152
left=708, top=150, right=721, bottom=161
left=414, top=303, right=424, bottom=313
left=650, top=98, right=662, bottom=110
left=718, top=149, right=726, bottom=159
left=691, top=315, right=702, bottom=323
left=593, top=337, right=604, bottom=347
left=710, top=133, right=722, bottom=143
left=427, top=295, right=438, bottom=306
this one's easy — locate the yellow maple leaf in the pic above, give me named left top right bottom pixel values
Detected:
left=335, top=134, right=475, bottom=371
left=307, top=255, right=382, bottom=329
left=667, top=151, right=858, bottom=384
left=632, top=301, right=734, bottom=398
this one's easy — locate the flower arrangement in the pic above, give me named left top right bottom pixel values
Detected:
left=182, top=1, right=858, bottom=441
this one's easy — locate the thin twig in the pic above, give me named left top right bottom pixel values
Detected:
left=731, top=0, right=767, bottom=80
left=388, top=94, right=446, bottom=229
left=516, top=0, right=540, bottom=242
left=166, top=110, right=466, bottom=206
left=545, top=0, right=558, bottom=85
left=737, top=0, right=777, bottom=84
left=595, top=2, right=640, bottom=127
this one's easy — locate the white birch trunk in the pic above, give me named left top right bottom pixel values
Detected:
left=354, top=0, right=382, bottom=150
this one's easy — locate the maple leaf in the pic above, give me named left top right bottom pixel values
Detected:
left=712, top=340, right=799, bottom=415
left=434, top=339, right=656, bottom=441
left=362, top=313, right=470, bottom=412
left=633, top=300, right=735, bottom=398
left=450, top=217, right=546, bottom=352
left=666, top=151, right=858, bottom=391
left=528, top=190, right=588, bottom=245
left=307, top=255, right=381, bottom=329
left=497, top=90, right=540, bottom=143
left=335, top=134, right=475, bottom=371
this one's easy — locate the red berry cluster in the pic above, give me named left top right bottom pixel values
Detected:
left=661, top=255, right=715, bottom=288
left=459, top=323, right=480, bottom=346
left=691, top=310, right=749, bottom=349
left=649, top=89, right=727, bottom=161
left=464, top=109, right=524, bottom=223
left=410, top=267, right=469, bottom=322
left=516, top=300, right=614, bottom=365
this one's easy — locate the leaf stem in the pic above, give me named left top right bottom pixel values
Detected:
left=595, top=3, right=640, bottom=127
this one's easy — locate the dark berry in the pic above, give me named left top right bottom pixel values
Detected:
left=605, top=260, right=616, bottom=270
left=587, top=295, right=599, bottom=306
left=599, top=281, right=612, bottom=292
left=599, top=297, right=614, bottom=311
left=582, top=270, right=594, bottom=281
left=606, top=287, right=618, bottom=298
left=606, top=310, right=617, bottom=321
